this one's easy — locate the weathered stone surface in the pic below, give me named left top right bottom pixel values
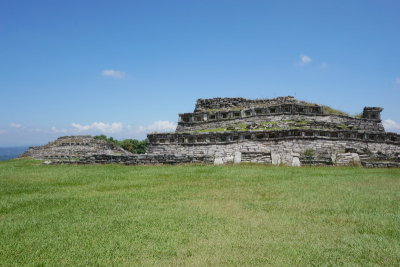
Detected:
left=335, top=153, right=361, bottom=166
left=271, top=153, right=281, bottom=165
left=292, top=157, right=301, bottom=167
left=214, top=157, right=224, bottom=165
left=224, top=156, right=234, bottom=163
left=194, top=96, right=309, bottom=112
left=46, top=154, right=213, bottom=165
left=233, top=151, right=242, bottom=164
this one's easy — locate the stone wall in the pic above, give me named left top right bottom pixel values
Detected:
left=194, top=96, right=309, bottom=112
left=147, top=135, right=400, bottom=166
left=46, top=154, right=213, bottom=165
left=149, top=129, right=399, bottom=147
left=176, top=114, right=384, bottom=133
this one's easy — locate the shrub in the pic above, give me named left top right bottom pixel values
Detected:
left=94, top=135, right=148, bottom=154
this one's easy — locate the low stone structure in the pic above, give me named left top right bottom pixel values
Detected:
left=22, top=136, right=133, bottom=159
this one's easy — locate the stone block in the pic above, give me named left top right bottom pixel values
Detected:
left=271, top=153, right=281, bottom=165
left=233, top=151, right=242, bottom=164
left=214, top=157, right=224, bottom=165
left=292, top=157, right=301, bottom=167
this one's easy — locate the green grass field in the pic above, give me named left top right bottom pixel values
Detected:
left=1, top=159, right=399, bottom=266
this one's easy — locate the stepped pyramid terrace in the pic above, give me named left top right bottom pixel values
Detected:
left=23, top=96, right=400, bottom=167
left=147, top=96, right=400, bottom=167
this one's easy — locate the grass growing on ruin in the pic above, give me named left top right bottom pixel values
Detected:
left=1, top=159, right=399, bottom=266
left=322, top=105, right=350, bottom=116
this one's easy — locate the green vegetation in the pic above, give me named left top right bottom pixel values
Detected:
left=303, top=149, right=314, bottom=158
left=260, top=121, right=278, bottom=126
left=337, top=124, right=350, bottom=129
left=94, top=135, right=148, bottom=154
left=203, top=105, right=365, bottom=119
left=194, top=121, right=308, bottom=133
left=354, top=112, right=364, bottom=119
left=195, top=127, right=228, bottom=133
left=322, top=106, right=350, bottom=116
left=303, top=149, right=315, bottom=165
left=1, top=159, right=399, bottom=266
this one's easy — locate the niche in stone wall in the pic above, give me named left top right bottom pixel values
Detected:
left=256, top=133, right=265, bottom=139
left=311, top=107, right=321, bottom=114
left=292, top=131, right=302, bottom=136
left=255, top=109, right=263, bottom=115
left=331, top=132, right=338, bottom=138
left=282, top=105, right=291, bottom=113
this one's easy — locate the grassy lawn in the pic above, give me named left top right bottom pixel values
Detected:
left=0, top=159, right=399, bottom=266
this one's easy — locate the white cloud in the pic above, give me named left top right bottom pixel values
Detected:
left=138, top=120, right=176, bottom=133
left=101, top=69, right=126, bottom=79
left=298, top=54, right=312, bottom=66
left=10, top=123, right=22, bottom=128
left=395, top=78, right=400, bottom=84
left=320, top=63, right=328, bottom=69
left=0, top=120, right=177, bottom=145
left=383, top=119, right=400, bottom=133
left=71, top=122, right=124, bottom=133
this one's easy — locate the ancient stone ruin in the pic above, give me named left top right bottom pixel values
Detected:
left=23, top=96, right=400, bottom=167
left=22, top=135, right=133, bottom=159
left=147, top=96, right=400, bottom=167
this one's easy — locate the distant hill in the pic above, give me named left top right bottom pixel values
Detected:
left=0, top=147, right=29, bottom=161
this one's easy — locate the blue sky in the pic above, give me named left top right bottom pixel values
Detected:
left=1, top=0, right=400, bottom=146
